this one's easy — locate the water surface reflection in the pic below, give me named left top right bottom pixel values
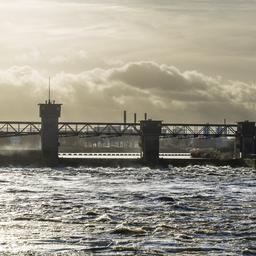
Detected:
left=0, top=166, right=255, bottom=255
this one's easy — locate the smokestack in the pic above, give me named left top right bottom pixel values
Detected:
left=224, top=118, right=227, bottom=135
left=144, top=113, right=147, bottom=120
left=123, top=110, right=127, bottom=124
left=134, top=113, right=137, bottom=123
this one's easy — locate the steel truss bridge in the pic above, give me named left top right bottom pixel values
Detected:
left=0, top=121, right=237, bottom=138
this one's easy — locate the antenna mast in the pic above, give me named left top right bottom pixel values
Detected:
left=48, top=76, right=51, bottom=104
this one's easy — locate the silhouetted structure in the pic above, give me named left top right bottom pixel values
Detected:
left=123, top=110, right=127, bottom=124
left=237, top=121, right=256, bottom=158
left=1, top=101, right=256, bottom=166
left=39, top=101, right=61, bottom=166
left=134, top=113, right=137, bottom=124
left=140, top=120, right=162, bottom=164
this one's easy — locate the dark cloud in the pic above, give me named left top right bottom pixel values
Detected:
left=110, top=62, right=215, bottom=92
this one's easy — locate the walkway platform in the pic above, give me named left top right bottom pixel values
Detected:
left=0, top=150, right=246, bottom=168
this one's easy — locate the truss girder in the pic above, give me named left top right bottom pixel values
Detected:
left=0, top=122, right=237, bottom=138
left=0, top=122, right=41, bottom=137
left=161, top=124, right=237, bottom=137
left=58, top=122, right=141, bottom=137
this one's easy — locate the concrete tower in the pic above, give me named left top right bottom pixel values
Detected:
left=140, top=120, right=162, bottom=165
left=39, top=78, right=62, bottom=166
left=237, top=121, right=256, bottom=158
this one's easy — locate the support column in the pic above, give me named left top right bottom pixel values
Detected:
left=39, top=102, right=62, bottom=166
left=140, top=120, right=162, bottom=165
left=237, top=121, right=255, bottom=158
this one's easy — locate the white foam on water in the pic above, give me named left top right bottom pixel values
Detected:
left=0, top=166, right=255, bottom=255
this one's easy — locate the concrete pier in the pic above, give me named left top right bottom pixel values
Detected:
left=140, top=120, right=162, bottom=165
left=39, top=101, right=61, bottom=166
left=237, top=121, right=256, bottom=158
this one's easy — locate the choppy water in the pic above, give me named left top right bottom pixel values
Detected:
left=0, top=166, right=255, bottom=255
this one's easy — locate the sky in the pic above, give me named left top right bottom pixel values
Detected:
left=0, top=0, right=256, bottom=122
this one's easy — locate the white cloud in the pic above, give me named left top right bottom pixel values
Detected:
left=0, top=62, right=255, bottom=123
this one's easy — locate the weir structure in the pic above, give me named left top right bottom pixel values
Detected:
left=0, top=101, right=256, bottom=166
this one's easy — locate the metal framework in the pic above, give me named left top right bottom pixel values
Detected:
left=0, top=122, right=41, bottom=137
left=162, top=123, right=237, bottom=137
left=0, top=121, right=238, bottom=138
left=58, top=122, right=141, bottom=137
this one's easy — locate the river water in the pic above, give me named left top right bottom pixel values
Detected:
left=0, top=166, right=255, bottom=255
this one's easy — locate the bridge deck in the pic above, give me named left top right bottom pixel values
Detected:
left=0, top=121, right=237, bottom=138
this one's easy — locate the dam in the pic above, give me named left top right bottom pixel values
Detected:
left=0, top=97, right=255, bottom=167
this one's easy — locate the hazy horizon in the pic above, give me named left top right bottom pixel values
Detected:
left=0, top=0, right=256, bottom=123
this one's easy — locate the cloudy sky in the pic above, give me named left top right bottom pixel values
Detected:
left=0, top=0, right=255, bottom=122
